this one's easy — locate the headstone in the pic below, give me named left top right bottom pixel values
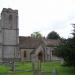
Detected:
left=61, top=59, right=64, bottom=65
left=32, top=56, right=42, bottom=75
left=11, top=60, right=15, bottom=72
left=32, top=55, right=36, bottom=75
left=52, top=68, right=58, bottom=75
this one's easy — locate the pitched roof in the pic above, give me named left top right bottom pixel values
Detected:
left=19, top=36, right=43, bottom=49
left=19, top=36, right=61, bottom=49
left=46, top=39, right=61, bottom=46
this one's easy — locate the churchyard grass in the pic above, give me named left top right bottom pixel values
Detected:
left=41, top=61, right=75, bottom=75
left=0, top=61, right=75, bottom=75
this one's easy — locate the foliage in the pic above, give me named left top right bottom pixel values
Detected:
left=47, top=31, right=60, bottom=39
left=54, top=24, right=75, bottom=66
left=31, top=32, right=42, bottom=38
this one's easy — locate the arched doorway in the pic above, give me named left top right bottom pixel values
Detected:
left=38, top=52, right=43, bottom=61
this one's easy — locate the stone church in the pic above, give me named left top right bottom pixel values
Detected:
left=0, top=8, right=61, bottom=62
left=0, top=8, right=19, bottom=61
left=19, top=36, right=61, bottom=62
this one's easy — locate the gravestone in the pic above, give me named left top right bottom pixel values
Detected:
left=52, top=68, right=58, bottom=75
left=32, top=55, right=42, bottom=75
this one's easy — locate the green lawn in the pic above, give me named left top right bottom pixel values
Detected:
left=0, top=61, right=75, bottom=75
left=41, top=61, right=75, bottom=75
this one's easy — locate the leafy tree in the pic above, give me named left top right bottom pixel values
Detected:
left=47, top=31, right=60, bottom=39
left=31, top=32, right=42, bottom=38
left=54, top=24, right=75, bottom=66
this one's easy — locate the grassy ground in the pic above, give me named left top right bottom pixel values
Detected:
left=41, top=61, right=75, bottom=75
left=0, top=61, right=75, bottom=75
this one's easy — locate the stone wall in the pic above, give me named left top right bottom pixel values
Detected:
left=0, top=8, right=19, bottom=61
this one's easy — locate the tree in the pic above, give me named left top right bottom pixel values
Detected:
left=47, top=31, right=60, bottom=39
left=54, top=24, right=75, bottom=66
left=31, top=32, right=42, bottom=38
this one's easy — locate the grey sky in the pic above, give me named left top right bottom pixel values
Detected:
left=0, top=0, right=75, bottom=38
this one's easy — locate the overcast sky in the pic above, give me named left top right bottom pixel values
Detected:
left=0, top=0, right=75, bottom=38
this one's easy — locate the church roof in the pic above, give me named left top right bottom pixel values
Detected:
left=45, top=39, right=61, bottom=47
left=19, top=36, right=43, bottom=49
left=19, top=36, right=61, bottom=49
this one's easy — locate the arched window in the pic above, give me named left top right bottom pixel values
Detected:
left=9, top=15, right=13, bottom=28
left=24, top=51, right=26, bottom=57
left=9, top=15, right=12, bottom=21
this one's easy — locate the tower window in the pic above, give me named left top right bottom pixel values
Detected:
left=9, top=15, right=12, bottom=20
left=9, top=15, right=13, bottom=28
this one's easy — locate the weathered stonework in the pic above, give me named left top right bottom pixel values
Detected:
left=0, top=8, right=19, bottom=61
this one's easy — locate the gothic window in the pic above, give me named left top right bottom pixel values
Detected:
left=9, top=15, right=12, bottom=21
left=9, top=15, right=13, bottom=28
left=24, top=51, right=26, bottom=57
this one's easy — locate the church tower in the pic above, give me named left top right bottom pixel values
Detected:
left=0, top=8, right=19, bottom=61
